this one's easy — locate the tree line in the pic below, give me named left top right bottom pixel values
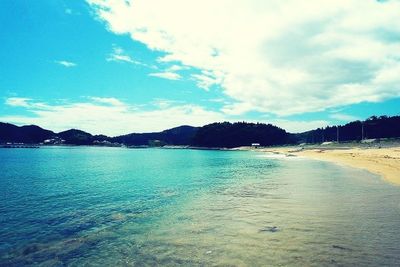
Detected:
left=296, top=115, right=400, bottom=143
left=1, top=115, right=399, bottom=147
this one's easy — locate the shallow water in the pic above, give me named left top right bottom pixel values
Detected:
left=0, top=147, right=399, bottom=266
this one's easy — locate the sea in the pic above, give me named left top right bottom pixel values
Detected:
left=0, top=147, right=399, bottom=266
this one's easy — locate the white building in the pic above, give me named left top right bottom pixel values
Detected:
left=251, top=143, right=260, bottom=148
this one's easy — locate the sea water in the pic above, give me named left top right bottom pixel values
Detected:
left=0, top=147, right=399, bottom=266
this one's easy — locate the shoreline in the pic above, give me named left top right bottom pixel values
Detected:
left=251, top=145, right=400, bottom=186
left=2, top=143, right=399, bottom=185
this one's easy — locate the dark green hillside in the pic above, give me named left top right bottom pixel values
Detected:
left=0, top=123, right=56, bottom=143
left=191, top=122, right=291, bottom=148
left=112, top=125, right=198, bottom=146
left=296, top=115, right=400, bottom=143
left=1, top=115, right=399, bottom=146
left=57, top=129, right=95, bottom=145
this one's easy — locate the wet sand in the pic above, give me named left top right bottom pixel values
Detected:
left=256, top=145, right=400, bottom=185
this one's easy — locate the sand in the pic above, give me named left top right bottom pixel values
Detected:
left=258, top=146, right=400, bottom=185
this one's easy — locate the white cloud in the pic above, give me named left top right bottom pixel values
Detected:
left=191, top=72, right=220, bottom=91
left=148, top=64, right=187, bottom=80
left=330, top=113, right=360, bottom=122
left=207, top=98, right=227, bottom=103
left=151, top=98, right=181, bottom=109
left=373, top=62, right=400, bottom=85
left=106, top=45, right=145, bottom=66
left=1, top=97, right=225, bottom=136
left=149, top=72, right=181, bottom=80
left=89, top=97, right=126, bottom=107
left=221, top=102, right=254, bottom=116
left=3, top=97, right=334, bottom=134
left=108, top=54, right=134, bottom=63
left=5, top=97, right=50, bottom=110
left=5, top=97, right=32, bottom=107
left=271, top=119, right=330, bottom=133
left=87, top=0, right=400, bottom=116
left=167, top=65, right=187, bottom=72
left=55, top=60, right=76, bottom=67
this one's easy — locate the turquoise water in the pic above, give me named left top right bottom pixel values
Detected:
left=0, top=147, right=399, bottom=266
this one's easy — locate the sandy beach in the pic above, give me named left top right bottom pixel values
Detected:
left=256, top=145, right=400, bottom=185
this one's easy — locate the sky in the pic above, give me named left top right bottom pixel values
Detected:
left=0, top=0, right=399, bottom=136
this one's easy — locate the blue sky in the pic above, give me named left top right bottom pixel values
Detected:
left=0, top=0, right=399, bottom=136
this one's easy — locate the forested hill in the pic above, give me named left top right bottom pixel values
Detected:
left=0, top=123, right=199, bottom=146
left=112, top=125, right=199, bottom=146
left=296, top=115, right=400, bottom=144
left=0, top=123, right=56, bottom=143
left=1, top=115, right=399, bottom=147
left=191, top=122, right=292, bottom=148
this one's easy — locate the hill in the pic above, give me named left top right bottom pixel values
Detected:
left=0, top=123, right=199, bottom=146
left=1, top=115, right=399, bottom=147
left=57, top=129, right=96, bottom=145
left=296, top=115, right=400, bottom=143
left=0, top=122, right=56, bottom=144
left=191, top=122, right=291, bottom=148
left=111, top=125, right=198, bottom=146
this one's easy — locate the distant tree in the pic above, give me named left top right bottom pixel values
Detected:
left=294, top=115, right=400, bottom=143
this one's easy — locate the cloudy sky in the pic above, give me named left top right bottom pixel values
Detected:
left=1, top=0, right=399, bottom=136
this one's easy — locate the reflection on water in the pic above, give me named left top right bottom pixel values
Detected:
left=0, top=147, right=399, bottom=266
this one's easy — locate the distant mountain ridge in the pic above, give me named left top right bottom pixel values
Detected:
left=113, top=125, right=199, bottom=146
left=0, top=122, right=199, bottom=146
left=0, top=123, right=56, bottom=143
left=191, top=122, right=291, bottom=148
left=1, top=115, right=399, bottom=147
